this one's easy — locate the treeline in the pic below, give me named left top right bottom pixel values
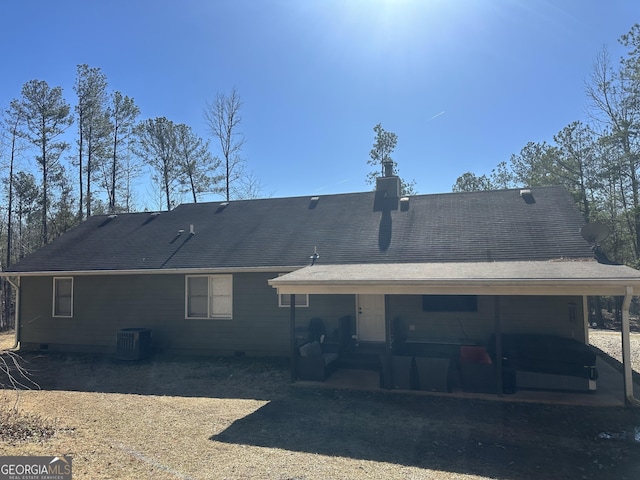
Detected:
left=0, top=65, right=257, bottom=329
left=453, top=24, right=640, bottom=270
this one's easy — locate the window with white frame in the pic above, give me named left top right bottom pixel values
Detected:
left=277, top=274, right=309, bottom=307
left=186, top=275, right=233, bottom=319
left=53, top=277, right=73, bottom=317
left=279, top=293, right=309, bottom=308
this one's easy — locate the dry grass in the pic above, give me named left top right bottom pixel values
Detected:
left=1, top=330, right=640, bottom=480
left=590, top=329, right=640, bottom=373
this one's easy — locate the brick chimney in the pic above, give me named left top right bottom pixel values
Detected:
left=376, top=160, right=401, bottom=198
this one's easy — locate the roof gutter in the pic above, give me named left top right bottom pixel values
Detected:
left=269, top=278, right=640, bottom=297
left=0, top=265, right=306, bottom=277
left=5, top=276, right=20, bottom=350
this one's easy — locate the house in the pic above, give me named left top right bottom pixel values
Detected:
left=3, top=172, right=640, bottom=402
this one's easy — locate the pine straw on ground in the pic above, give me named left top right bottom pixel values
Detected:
left=1, top=330, right=640, bottom=480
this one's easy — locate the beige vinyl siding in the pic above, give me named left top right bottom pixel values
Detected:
left=231, top=273, right=355, bottom=354
left=185, top=274, right=233, bottom=319
left=19, top=275, right=184, bottom=351
left=20, top=275, right=583, bottom=356
left=52, top=277, right=73, bottom=317
left=290, top=293, right=356, bottom=341
left=499, top=295, right=587, bottom=342
left=18, top=272, right=355, bottom=356
left=389, top=294, right=586, bottom=344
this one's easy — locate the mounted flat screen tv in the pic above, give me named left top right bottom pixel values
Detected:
left=422, top=295, right=478, bottom=312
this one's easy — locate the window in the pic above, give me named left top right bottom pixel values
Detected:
left=186, top=275, right=233, bottom=319
left=53, top=277, right=73, bottom=317
left=279, top=293, right=309, bottom=308
left=277, top=273, right=309, bottom=307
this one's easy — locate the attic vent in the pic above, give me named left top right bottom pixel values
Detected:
left=143, top=212, right=160, bottom=225
left=519, top=189, right=535, bottom=204
left=99, top=214, right=118, bottom=227
left=400, top=196, right=410, bottom=211
left=309, top=196, right=320, bottom=209
left=215, top=202, right=229, bottom=214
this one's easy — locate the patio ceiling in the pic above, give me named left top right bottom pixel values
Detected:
left=268, top=260, right=640, bottom=297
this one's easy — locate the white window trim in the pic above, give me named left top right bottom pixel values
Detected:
left=185, top=274, right=233, bottom=320
left=278, top=274, right=309, bottom=307
left=52, top=276, right=73, bottom=318
left=278, top=293, right=309, bottom=308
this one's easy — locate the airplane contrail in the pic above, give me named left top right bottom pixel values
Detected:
left=315, top=179, right=349, bottom=191
left=429, top=111, right=445, bottom=121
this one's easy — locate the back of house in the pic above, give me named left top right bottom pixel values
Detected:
left=3, top=180, right=611, bottom=357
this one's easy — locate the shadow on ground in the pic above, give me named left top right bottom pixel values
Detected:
left=212, top=388, right=640, bottom=480
left=5, top=349, right=640, bottom=479
left=11, top=350, right=288, bottom=400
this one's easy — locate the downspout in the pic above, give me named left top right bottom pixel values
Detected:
left=494, top=296, right=503, bottom=396
left=621, top=286, right=640, bottom=407
left=290, top=294, right=297, bottom=383
left=6, top=276, right=20, bottom=350
left=384, top=294, right=392, bottom=390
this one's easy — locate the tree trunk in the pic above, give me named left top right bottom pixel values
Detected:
left=110, top=124, right=118, bottom=213
left=41, top=129, right=48, bottom=246
left=86, top=127, right=93, bottom=218
left=78, top=112, right=84, bottom=221
left=190, top=173, right=197, bottom=203
left=164, top=166, right=171, bottom=211
left=588, top=296, right=604, bottom=328
left=5, top=127, right=16, bottom=329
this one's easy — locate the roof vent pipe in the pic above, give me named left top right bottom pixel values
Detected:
left=189, top=224, right=195, bottom=235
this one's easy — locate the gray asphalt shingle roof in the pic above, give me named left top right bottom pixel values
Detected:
left=6, top=185, right=594, bottom=273
left=269, top=260, right=640, bottom=296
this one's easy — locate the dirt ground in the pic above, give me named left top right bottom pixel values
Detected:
left=1, top=330, right=640, bottom=480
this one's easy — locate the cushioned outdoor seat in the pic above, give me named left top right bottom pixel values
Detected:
left=487, top=334, right=598, bottom=391
left=297, top=341, right=339, bottom=381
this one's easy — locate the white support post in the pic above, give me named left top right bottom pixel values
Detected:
left=582, top=296, right=590, bottom=344
left=290, top=294, right=297, bottom=383
left=621, top=286, right=640, bottom=407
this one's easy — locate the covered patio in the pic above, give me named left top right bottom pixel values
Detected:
left=269, top=260, right=640, bottom=407
left=297, top=351, right=639, bottom=407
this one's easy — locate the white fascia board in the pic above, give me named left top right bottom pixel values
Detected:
left=0, top=265, right=305, bottom=277
left=267, top=261, right=640, bottom=296
left=269, top=278, right=640, bottom=296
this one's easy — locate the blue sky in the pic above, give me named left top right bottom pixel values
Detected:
left=1, top=0, right=638, bottom=206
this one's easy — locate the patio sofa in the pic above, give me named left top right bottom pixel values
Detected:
left=487, top=334, right=598, bottom=392
left=296, top=341, right=339, bottom=381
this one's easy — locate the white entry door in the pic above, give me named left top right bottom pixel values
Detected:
left=356, top=294, right=386, bottom=342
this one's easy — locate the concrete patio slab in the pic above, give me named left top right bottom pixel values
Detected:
left=296, top=353, right=640, bottom=407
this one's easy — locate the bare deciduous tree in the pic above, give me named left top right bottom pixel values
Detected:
left=204, top=87, right=246, bottom=201
left=0, top=349, right=39, bottom=391
left=366, top=123, right=416, bottom=195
